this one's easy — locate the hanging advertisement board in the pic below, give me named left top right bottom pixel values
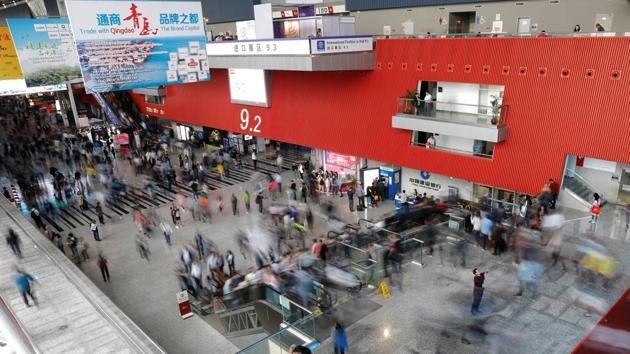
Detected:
left=6, top=18, right=82, bottom=87
left=0, top=27, right=23, bottom=80
left=0, top=79, right=66, bottom=96
left=65, top=0, right=210, bottom=93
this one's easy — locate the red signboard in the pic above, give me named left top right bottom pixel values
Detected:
left=325, top=151, right=357, bottom=170
left=176, top=291, right=193, bottom=319
left=117, top=133, right=130, bottom=145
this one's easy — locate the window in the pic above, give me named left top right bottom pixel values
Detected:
left=145, top=95, right=165, bottom=105
left=411, top=131, right=494, bottom=158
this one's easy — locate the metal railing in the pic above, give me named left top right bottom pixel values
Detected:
left=397, top=98, right=508, bottom=127
left=0, top=197, right=165, bottom=354
left=411, top=139, right=494, bottom=159
left=0, top=295, right=39, bottom=354
left=564, top=169, right=604, bottom=203
left=237, top=312, right=318, bottom=354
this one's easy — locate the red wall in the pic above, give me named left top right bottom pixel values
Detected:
left=132, top=37, right=630, bottom=196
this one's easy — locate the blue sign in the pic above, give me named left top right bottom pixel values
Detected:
left=420, top=171, right=431, bottom=180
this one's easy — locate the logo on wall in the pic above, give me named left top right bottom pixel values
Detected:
left=316, top=40, right=325, bottom=51
left=420, top=171, right=431, bottom=180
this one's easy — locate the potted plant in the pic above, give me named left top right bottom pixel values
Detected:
left=490, top=95, right=502, bottom=125
left=397, top=89, right=418, bottom=114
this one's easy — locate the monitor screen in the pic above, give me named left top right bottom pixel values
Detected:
left=228, top=68, right=271, bottom=107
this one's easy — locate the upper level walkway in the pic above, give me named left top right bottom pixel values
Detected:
left=0, top=196, right=164, bottom=354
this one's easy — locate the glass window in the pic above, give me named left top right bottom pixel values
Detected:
left=145, top=95, right=164, bottom=105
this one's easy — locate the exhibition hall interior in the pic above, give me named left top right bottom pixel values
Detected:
left=0, top=0, right=630, bottom=353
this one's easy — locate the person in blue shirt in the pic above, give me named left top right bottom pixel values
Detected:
left=480, top=215, right=494, bottom=250
left=331, top=321, right=348, bottom=354
left=13, top=267, right=38, bottom=307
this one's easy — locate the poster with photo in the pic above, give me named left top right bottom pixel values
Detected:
left=65, top=0, right=210, bottom=93
left=7, top=18, right=82, bottom=87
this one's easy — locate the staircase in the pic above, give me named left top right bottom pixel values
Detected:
left=563, top=173, right=606, bottom=207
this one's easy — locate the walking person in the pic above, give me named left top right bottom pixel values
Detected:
left=90, top=220, right=101, bottom=241
left=479, top=214, right=493, bottom=250
left=347, top=187, right=354, bottom=212
left=67, top=232, right=78, bottom=257
left=356, top=183, right=365, bottom=210
left=195, top=232, right=205, bottom=259
left=226, top=250, right=236, bottom=276
left=471, top=268, right=486, bottom=315
left=331, top=321, right=349, bottom=354
left=6, top=228, right=22, bottom=258
left=95, top=202, right=105, bottom=224
left=243, top=190, right=251, bottom=213
left=53, top=233, right=65, bottom=253
left=255, top=192, right=264, bottom=213
left=590, top=193, right=601, bottom=224
left=30, top=206, right=45, bottom=229
left=251, top=149, right=257, bottom=170
left=231, top=193, right=239, bottom=216
left=624, top=203, right=630, bottom=229
left=98, top=254, right=111, bottom=282
left=160, top=221, right=173, bottom=247
left=13, top=267, right=38, bottom=307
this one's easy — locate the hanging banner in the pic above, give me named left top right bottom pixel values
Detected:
left=0, top=27, right=23, bottom=80
left=65, top=0, right=210, bottom=93
left=6, top=18, right=82, bottom=87
left=0, top=79, right=66, bottom=96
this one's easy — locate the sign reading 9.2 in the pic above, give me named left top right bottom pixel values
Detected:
left=239, top=108, right=262, bottom=134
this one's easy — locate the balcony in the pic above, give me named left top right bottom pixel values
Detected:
left=392, top=98, right=509, bottom=144
left=205, top=36, right=374, bottom=71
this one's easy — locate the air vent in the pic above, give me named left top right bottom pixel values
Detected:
left=561, top=69, right=570, bottom=78
left=387, top=62, right=393, bottom=70
left=483, top=65, right=490, bottom=74
left=431, top=63, right=438, bottom=72
left=401, top=62, right=408, bottom=70
left=585, top=69, right=594, bottom=78
left=611, top=70, right=621, bottom=80
left=515, top=2, right=525, bottom=5
left=502, top=66, right=510, bottom=75
left=464, top=64, right=472, bottom=73
left=519, top=67, right=527, bottom=76
left=549, top=0, right=560, bottom=4
left=416, top=63, right=422, bottom=71
left=538, top=67, right=547, bottom=77
left=474, top=5, right=482, bottom=8
left=447, top=64, right=454, bottom=72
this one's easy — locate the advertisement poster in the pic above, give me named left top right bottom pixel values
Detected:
left=65, top=0, right=210, bottom=93
left=325, top=151, right=357, bottom=176
left=0, top=79, right=66, bottom=96
left=0, top=27, right=23, bottom=80
left=7, top=19, right=82, bottom=87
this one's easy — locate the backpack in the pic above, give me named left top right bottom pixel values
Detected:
left=591, top=204, right=601, bottom=215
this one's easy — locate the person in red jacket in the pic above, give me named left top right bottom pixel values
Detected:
left=548, top=178, right=560, bottom=209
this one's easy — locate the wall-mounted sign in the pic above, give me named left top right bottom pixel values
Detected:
left=310, top=36, right=373, bottom=54
left=7, top=18, right=82, bottom=87
left=325, top=151, right=357, bottom=170
left=0, top=27, right=23, bottom=80
left=0, top=79, right=66, bottom=96
left=65, top=0, right=210, bottom=93
left=315, top=5, right=346, bottom=15
left=207, top=38, right=311, bottom=56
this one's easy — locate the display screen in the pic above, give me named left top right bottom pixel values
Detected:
left=228, top=68, right=271, bottom=107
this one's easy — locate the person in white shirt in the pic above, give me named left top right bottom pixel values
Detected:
left=424, top=91, right=433, bottom=115
left=90, top=220, right=101, bottom=241
left=426, top=134, right=436, bottom=149
left=471, top=211, right=482, bottom=245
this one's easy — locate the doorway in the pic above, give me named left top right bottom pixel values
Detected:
left=417, top=81, right=438, bottom=101
left=594, top=14, right=613, bottom=32
left=448, top=12, right=475, bottom=34
left=517, top=17, right=531, bottom=34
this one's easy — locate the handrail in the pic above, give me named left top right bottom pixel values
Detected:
left=357, top=218, right=373, bottom=227
left=398, top=97, right=495, bottom=110
left=236, top=313, right=317, bottom=354
left=565, top=169, right=604, bottom=200
left=0, top=198, right=165, bottom=353
left=0, top=295, right=39, bottom=354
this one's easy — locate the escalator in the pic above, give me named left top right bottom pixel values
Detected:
left=92, top=92, right=122, bottom=126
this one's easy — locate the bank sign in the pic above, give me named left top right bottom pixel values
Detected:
left=65, top=0, right=210, bottom=93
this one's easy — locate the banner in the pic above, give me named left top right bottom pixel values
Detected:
left=7, top=18, right=82, bottom=87
left=0, top=27, right=23, bottom=80
left=0, top=79, right=66, bottom=96
left=65, top=0, right=210, bottom=93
